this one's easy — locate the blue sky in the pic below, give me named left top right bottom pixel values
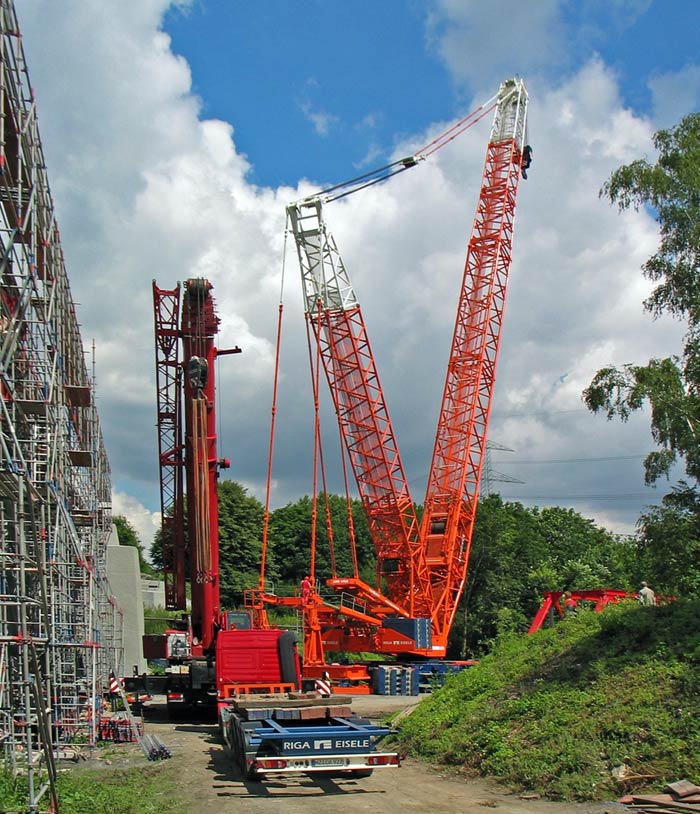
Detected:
left=163, top=1, right=452, bottom=186
left=17, top=0, right=700, bottom=549
left=162, top=0, right=700, bottom=185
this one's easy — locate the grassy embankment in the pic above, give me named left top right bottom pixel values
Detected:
left=396, top=600, right=700, bottom=801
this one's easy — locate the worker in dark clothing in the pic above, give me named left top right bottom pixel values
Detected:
left=521, top=144, right=532, bottom=179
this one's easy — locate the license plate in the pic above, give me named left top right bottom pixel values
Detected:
left=312, top=758, right=345, bottom=768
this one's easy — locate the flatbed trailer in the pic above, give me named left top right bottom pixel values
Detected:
left=220, top=695, right=402, bottom=780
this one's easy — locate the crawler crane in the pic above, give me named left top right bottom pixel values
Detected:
left=264, top=77, right=530, bottom=675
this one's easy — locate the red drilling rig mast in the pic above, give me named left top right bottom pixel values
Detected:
left=283, top=77, right=529, bottom=668
left=151, top=279, right=303, bottom=712
left=153, top=278, right=237, bottom=652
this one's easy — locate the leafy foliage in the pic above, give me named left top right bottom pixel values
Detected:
left=143, top=605, right=183, bottom=634
left=148, top=499, right=188, bottom=573
left=449, top=495, right=636, bottom=656
left=146, top=482, right=377, bottom=607
left=585, top=113, right=700, bottom=484
left=636, top=482, right=700, bottom=596
left=217, top=480, right=266, bottom=606
left=268, top=492, right=375, bottom=592
left=584, top=357, right=700, bottom=484
left=398, top=600, right=700, bottom=801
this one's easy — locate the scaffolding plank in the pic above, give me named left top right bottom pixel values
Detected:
left=65, top=384, right=91, bottom=407
left=68, top=449, right=93, bottom=467
left=15, top=399, right=47, bottom=415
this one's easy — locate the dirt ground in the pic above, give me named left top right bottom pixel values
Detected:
left=88, top=695, right=624, bottom=814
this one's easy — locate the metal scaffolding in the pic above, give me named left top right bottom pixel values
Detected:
left=0, top=1, right=121, bottom=808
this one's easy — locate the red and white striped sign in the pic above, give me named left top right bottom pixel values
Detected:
left=314, top=678, right=332, bottom=697
left=109, top=671, right=124, bottom=694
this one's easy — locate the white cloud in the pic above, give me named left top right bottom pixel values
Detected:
left=426, top=0, right=565, bottom=90
left=111, top=491, right=161, bottom=556
left=299, top=101, right=340, bottom=137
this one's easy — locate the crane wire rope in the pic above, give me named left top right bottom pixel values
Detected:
left=191, top=396, right=210, bottom=576
left=309, top=320, right=340, bottom=581
left=192, top=285, right=211, bottom=578
left=305, top=300, right=326, bottom=584
left=323, top=309, right=361, bottom=578
left=317, top=420, right=337, bottom=579
left=337, top=383, right=360, bottom=579
left=259, top=217, right=290, bottom=591
left=298, top=87, right=503, bottom=206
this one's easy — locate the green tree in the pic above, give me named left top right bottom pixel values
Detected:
left=635, top=482, right=700, bottom=595
left=146, top=483, right=267, bottom=607
left=448, top=496, right=636, bottom=657
left=149, top=526, right=164, bottom=572
left=450, top=495, right=538, bottom=656
left=267, top=493, right=376, bottom=592
left=584, top=113, right=700, bottom=484
left=113, top=515, right=156, bottom=576
left=217, top=480, right=266, bottom=607
left=148, top=499, right=187, bottom=574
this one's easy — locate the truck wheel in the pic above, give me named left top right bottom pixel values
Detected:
left=277, top=631, right=299, bottom=685
left=351, top=769, right=374, bottom=778
left=246, top=765, right=262, bottom=782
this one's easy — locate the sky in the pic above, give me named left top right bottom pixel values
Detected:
left=16, top=0, right=700, bottom=554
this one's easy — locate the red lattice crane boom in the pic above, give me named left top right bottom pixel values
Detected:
left=286, top=78, right=529, bottom=663
left=287, top=200, right=430, bottom=620
left=420, top=79, right=529, bottom=648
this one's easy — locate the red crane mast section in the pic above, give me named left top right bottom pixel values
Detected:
left=285, top=77, right=529, bottom=663
left=152, top=282, right=185, bottom=611
left=153, top=278, right=237, bottom=655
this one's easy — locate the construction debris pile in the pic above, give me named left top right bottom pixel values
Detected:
left=620, top=779, right=700, bottom=813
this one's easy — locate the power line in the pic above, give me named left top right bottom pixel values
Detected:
left=491, top=407, right=586, bottom=418
left=498, top=492, right=662, bottom=502
left=493, top=454, right=645, bottom=465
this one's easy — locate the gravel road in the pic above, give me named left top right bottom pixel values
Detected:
left=133, top=694, right=614, bottom=814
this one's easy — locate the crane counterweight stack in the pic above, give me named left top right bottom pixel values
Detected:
left=284, top=77, right=530, bottom=667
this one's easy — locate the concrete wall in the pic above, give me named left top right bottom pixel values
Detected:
left=105, top=526, right=147, bottom=675
left=141, top=578, right=166, bottom=609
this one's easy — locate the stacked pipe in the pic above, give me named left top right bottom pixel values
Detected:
left=139, top=733, right=172, bottom=761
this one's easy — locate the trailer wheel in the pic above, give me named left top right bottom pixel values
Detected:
left=351, top=769, right=373, bottom=778
left=232, top=727, right=248, bottom=777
